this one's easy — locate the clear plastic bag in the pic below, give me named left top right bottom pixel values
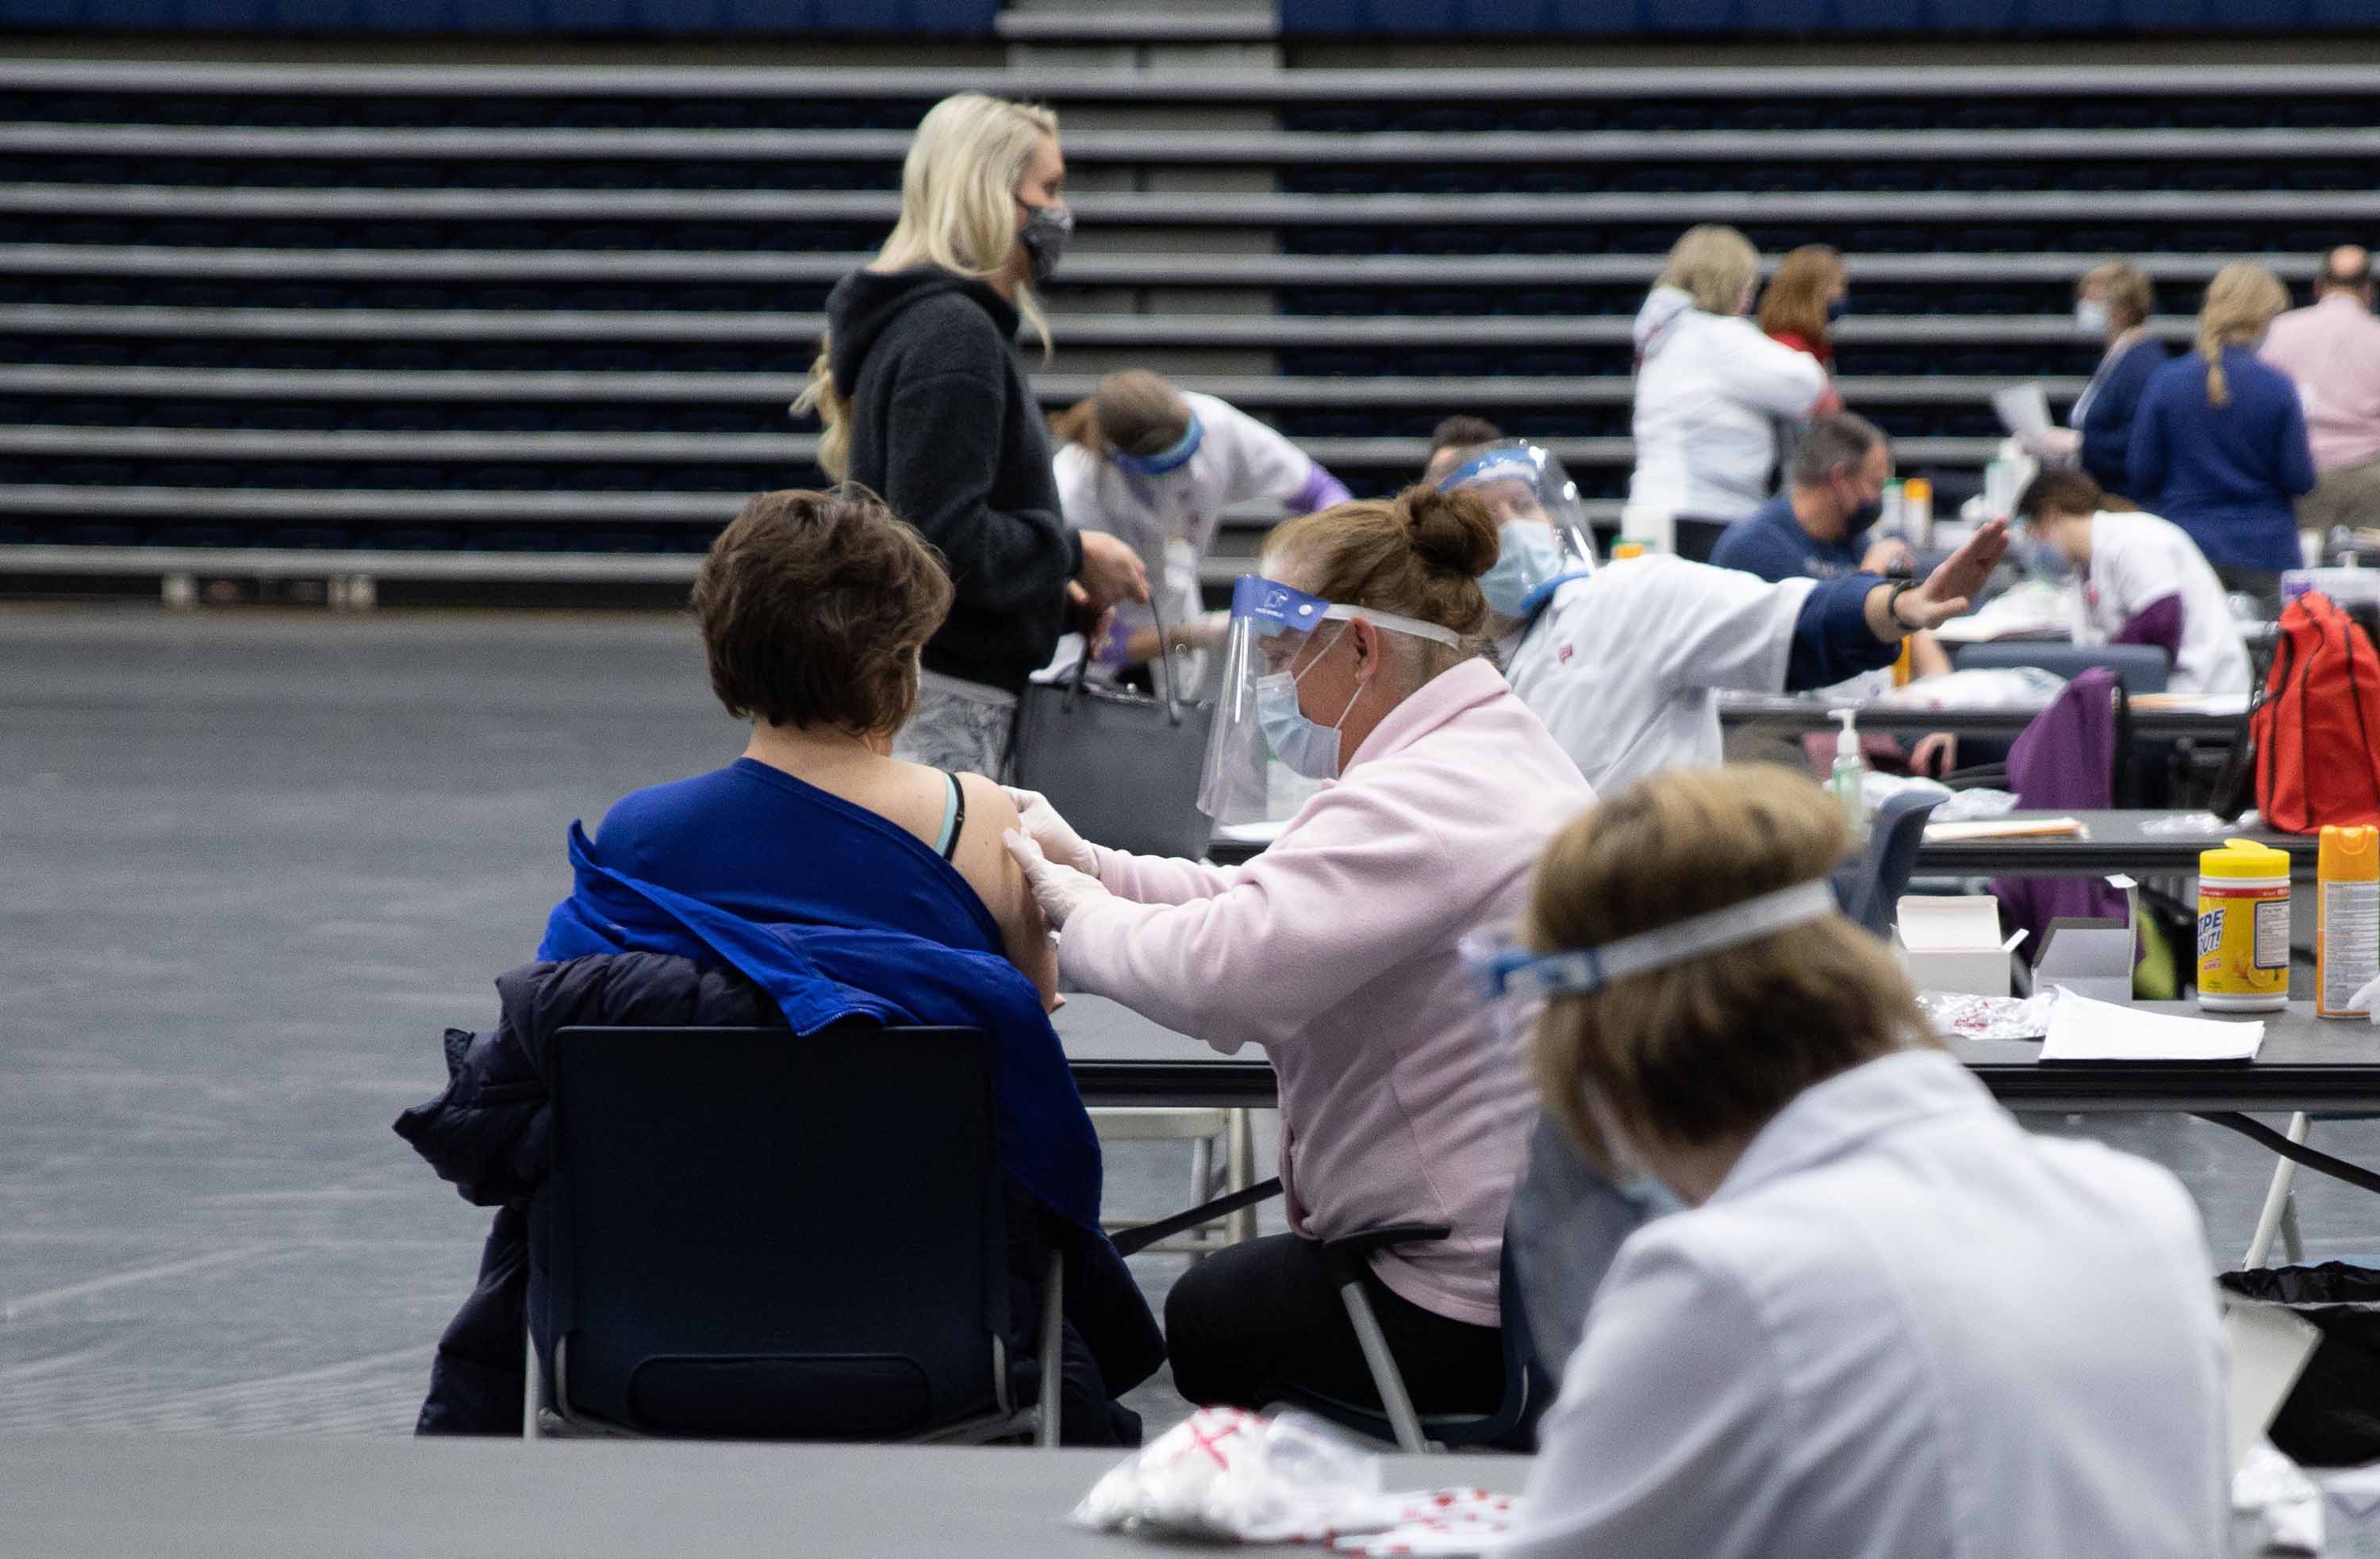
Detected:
left=1069, top=1407, right=1384, bottom=1544
left=1068, top=1407, right=1524, bottom=1553
left=2139, top=811, right=2236, bottom=837
left=1917, top=989, right=2058, bottom=1042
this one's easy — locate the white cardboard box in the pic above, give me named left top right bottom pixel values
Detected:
left=2034, top=918, right=2136, bottom=1005
left=1895, top=896, right=2012, bottom=996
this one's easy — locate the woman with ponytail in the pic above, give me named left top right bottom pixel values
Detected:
left=1000, top=486, right=1593, bottom=1422
left=797, top=91, right=1149, bottom=778
left=2127, top=262, right=2317, bottom=593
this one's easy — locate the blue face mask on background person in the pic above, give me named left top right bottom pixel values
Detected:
left=2075, top=298, right=2111, bottom=336
left=1479, top=520, right=1563, bottom=618
left=2017, top=533, right=2074, bottom=581
left=1255, top=629, right=1363, bottom=780
left=1825, top=294, right=1849, bottom=323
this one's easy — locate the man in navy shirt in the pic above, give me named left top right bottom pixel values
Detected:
left=1710, top=413, right=1914, bottom=583
left=1710, top=413, right=1957, bottom=768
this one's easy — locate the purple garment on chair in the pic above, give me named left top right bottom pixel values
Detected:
left=1990, top=667, right=2132, bottom=960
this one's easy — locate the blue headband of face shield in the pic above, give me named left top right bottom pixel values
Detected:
left=1226, top=574, right=1462, bottom=649
left=1438, top=447, right=1545, bottom=494
left=1112, top=412, right=1204, bottom=478
left=1468, top=880, right=1840, bottom=1004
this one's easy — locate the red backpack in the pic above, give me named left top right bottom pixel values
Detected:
left=2254, top=590, right=2380, bottom=834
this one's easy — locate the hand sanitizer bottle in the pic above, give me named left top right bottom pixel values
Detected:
left=1831, top=708, right=1869, bottom=847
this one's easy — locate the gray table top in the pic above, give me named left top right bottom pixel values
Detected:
left=0, top=1432, right=1523, bottom=1558
left=1059, top=996, right=2380, bottom=1115
left=1716, top=690, right=2242, bottom=743
left=1914, top=810, right=2315, bottom=877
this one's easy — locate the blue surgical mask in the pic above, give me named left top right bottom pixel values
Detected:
left=1255, top=632, right=1361, bottom=780
left=1478, top=520, right=1563, bottom=618
left=2018, top=534, right=2074, bottom=581
left=1825, top=294, right=1849, bottom=323
left=2075, top=298, right=2111, bottom=337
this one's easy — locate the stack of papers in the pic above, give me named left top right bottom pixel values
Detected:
left=2040, top=990, right=2265, bottom=1062
left=1991, top=382, right=2054, bottom=438
left=1924, top=816, right=2086, bottom=843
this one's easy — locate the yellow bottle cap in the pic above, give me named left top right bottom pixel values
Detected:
left=2202, top=838, right=2292, bottom=878
left=2320, top=824, right=2379, bottom=881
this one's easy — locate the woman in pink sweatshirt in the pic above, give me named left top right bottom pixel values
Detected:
left=1007, top=486, right=1595, bottom=1419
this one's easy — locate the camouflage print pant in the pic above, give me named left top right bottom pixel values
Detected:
left=892, top=677, right=1018, bottom=781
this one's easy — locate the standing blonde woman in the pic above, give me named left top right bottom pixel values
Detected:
left=1628, top=225, right=1836, bottom=556
left=1486, top=766, right=2224, bottom=1559
left=2127, top=260, right=2316, bottom=592
left=797, top=91, right=1149, bottom=778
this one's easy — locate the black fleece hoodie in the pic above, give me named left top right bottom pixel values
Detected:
left=825, top=266, right=1083, bottom=695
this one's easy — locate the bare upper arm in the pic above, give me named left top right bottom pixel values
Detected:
left=949, top=774, right=1060, bottom=1008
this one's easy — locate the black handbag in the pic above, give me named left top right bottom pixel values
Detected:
left=1011, top=594, right=1215, bottom=860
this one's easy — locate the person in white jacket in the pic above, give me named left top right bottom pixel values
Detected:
left=1053, top=371, right=1351, bottom=682
left=1629, top=225, right=1836, bottom=548
left=1438, top=440, right=2010, bottom=797
left=1004, top=484, right=1592, bottom=1423
left=1484, top=766, right=2225, bottom=1559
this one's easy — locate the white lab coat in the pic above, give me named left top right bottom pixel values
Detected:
left=1054, top=391, right=1323, bottom=646
left=1628, top=286, right=1829, bottom=521
left=1499, top=1050, right=2227, bottom=1559
left=2079, top=509, right=2252, bottom=696
left=1503, top=555, right=1817, bottom=796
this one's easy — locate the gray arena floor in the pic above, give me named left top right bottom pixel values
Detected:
left=1, top=606, right=2372, bottom=1439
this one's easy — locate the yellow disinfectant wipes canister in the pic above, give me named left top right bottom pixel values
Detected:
left=2199, top=839, right=2292, bottom=1012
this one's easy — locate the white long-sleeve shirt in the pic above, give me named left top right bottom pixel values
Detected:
left=1499, top=1050, right=2226, bottom=1559
left=1503, top=555, right=1818, bottom=796
left=1627, top=286, right=1830, bottom=521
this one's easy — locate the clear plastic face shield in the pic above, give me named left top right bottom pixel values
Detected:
left=1459, top=879, right=1841, bottom=1058
left=1111, top=410, right=1203, bottom=480
left=1437, top=441, right=1597, bottom=620
left=1196, top=576, right=1462, bottom=826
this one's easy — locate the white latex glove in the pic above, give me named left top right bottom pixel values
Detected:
left=2354, top=973, right=2380, bottom=1025
left=1004, top=785, right=1099, bottom=874
left=1004, top=829, right=1111, bottom=930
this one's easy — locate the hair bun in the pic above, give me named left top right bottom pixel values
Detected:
left=1390, top=486, right=1504, bottom=583
left=1397, top=485, right=1499, bottom=580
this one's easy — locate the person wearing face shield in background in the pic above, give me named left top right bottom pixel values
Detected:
left=1000, top=486, right=1591, bottom=1423
left=1050, top=371, right=1352, bottom=691
left=1485, top=766, right=2224, bottom=1559
left=1449, top=436, right=2007, bottom=797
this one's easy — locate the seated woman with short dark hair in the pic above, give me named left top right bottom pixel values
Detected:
left=401, top=487, right=1160, bottom=1445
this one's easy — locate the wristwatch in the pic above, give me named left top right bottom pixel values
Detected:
left=1887, top=578, right=1923, bottom=632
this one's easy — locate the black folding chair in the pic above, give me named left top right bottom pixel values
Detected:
left=532, top=1025, right=1061, bottom=1446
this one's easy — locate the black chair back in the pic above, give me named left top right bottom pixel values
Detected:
left=1951, top=640, right=2171, bottom=694
left=540, top=1024, right=1009, bottom=1439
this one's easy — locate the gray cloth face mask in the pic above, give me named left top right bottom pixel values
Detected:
left=1018, top=203, right=1073, bottom=286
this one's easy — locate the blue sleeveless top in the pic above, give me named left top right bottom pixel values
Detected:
left=590, top=758, right=988, bottom=946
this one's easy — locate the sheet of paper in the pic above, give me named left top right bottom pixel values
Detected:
left=2040, top=989, right=2264, bottom=1062
left=2129, top=692, right=2251, bottom=716
left=2224, top=1304, right=2322, bottom=1473
left=1924, top=816, right=2086, bottom=842
left=1991, top=381, right=2053, bottom=437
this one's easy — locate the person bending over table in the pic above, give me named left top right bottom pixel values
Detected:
left=2015, top=468, right=2251, bottom=696
left=1487, top=765, right=2225, bottom=1559
left=397, top=488, right=1161, bottom=1444
left=1004, top=484, right=1594, bottom=1419
left=1437, top=436, right=2008, bottom=797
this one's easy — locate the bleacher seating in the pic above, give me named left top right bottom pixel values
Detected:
left=2, top=53, right=2374, bottom=579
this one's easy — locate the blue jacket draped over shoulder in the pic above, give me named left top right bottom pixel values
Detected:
left=540, top=820, right=1101, bottom=1233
